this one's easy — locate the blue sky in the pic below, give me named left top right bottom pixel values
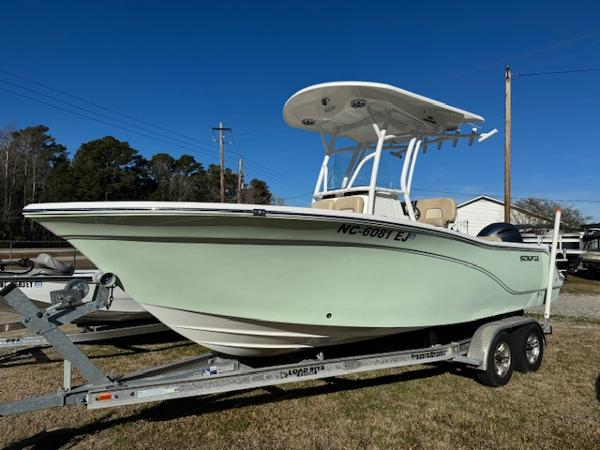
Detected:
left=1, top=1, right=599, bottom=219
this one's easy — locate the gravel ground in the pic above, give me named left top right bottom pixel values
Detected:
left=528, top=292, right=600, bottom=319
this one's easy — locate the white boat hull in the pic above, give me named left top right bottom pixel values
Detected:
left=143, top=304, right=418, bottom=356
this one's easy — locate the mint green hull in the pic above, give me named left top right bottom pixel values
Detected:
left=27, top=207, right=560, bottom=355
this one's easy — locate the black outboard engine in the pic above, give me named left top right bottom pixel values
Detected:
left=477, top=223, right=523, bottom=243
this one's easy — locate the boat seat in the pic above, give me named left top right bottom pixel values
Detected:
left=333, top=197, right=365, bottom=214
left=415, top=198, right=457, bottom=228
left=311, top=197, right=365, bottom=213
left=311, top=199, right=336, bottom=210
left=478, top=236, right=503, bottom=242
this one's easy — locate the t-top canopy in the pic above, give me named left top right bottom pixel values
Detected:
left=283, top=81, right=484, bottom=145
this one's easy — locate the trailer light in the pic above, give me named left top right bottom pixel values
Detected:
left=95, top=392, right=113, bottom=401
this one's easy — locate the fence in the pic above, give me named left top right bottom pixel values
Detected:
left=0, top=240, right=92, bottom=270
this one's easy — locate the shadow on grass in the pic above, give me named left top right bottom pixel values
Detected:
left=0, top=347, right=52, bottom=365
left=5, top=363, right=470, bottom=449
left=0, top=337, right=190, bottom=368
left=596, top=373, right=600, bottom=402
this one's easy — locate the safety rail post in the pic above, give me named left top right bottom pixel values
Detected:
left=543, top=208, right=561, bottom=332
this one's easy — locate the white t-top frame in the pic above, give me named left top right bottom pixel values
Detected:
left=313, top=111, right=498, bottom=219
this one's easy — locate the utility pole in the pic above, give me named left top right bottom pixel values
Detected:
left=504, top=66, right=511, bottom=223
left=212, top=122, right=231, bottom=203
left=237, top=158, right=244, bottom=203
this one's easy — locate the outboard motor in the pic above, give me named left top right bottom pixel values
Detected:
left=477, top=223, right=523, bottom=243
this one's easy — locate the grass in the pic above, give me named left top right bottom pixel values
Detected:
left=562, top=274, right=600, bottom=295
left=1, top=318, right=599, bottom=449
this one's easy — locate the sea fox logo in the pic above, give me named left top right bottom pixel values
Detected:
left=520, top=255, right=540, bottom=262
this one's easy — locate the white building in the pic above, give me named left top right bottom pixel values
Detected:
left=451, top=195, right=542, bottom=236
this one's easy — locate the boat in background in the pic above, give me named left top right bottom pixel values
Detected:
left=23, top=82, right=563, bottom=356
left=519, top=226, right=585, bottom=273
left=582, top=224, right=600, bottom=277
left=0, top=253, right=150, bottom=323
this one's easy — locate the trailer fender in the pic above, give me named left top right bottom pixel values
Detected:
left=467, top=316, right=541, bottom=371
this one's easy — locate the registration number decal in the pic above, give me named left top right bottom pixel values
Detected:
left=0, top=281, right=42, bottom=288
left=337, top=224, right=415, bottom=242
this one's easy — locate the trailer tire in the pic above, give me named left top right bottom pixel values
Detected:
left=513, top=324, right=544, bottom=373
left=476, top=331, right=514, bottom=387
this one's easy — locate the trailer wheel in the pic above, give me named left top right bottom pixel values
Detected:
left=476, top=331, right=514, bottom=387
left=513, top=324, right=544, bottom=373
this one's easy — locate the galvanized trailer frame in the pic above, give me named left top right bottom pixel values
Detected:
left=0, top=280, right=544, bottom=417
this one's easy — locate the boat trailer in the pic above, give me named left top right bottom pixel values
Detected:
left=0, top=209, right=562, bottom=417
left=0, top=278, right=549, bottom=416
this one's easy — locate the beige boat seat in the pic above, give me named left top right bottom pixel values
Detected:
left=478, top=236, right=503, bottom=242
left=415, top=198, right=457, bottom=228
left=311, top=197, right=365, bottom=214
left=333, top=197, right=365, bottom=214
left=311, top=199, right=336, bottom=210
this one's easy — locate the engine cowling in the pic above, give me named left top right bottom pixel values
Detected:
left=477, top=223, right=523, bottom=243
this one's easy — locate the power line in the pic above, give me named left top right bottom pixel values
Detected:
left=0, top=66, right=209, bottom=145
left=514, top=30, right=600, bottom=60
left=234, top=124, right=286, bottom=137
left=0, top=77, right=205, bottom=149
left=0, top=84, right=303, bottom=189
left=0, top=68, right=305, bottom=188
left=229, top=136, right=306, bottom=187
left=516, top=67, right=600, bottom=78
left=284, top=191, right=313, bottom=201
left=412, top=187, right=600, bottom=204
left=0, top=86, right=212, bottom=156
left=449, top=30, right=600, bottom=78
left=0, top=86, right=259, bottom=184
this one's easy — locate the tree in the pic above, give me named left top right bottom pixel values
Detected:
left=71, top=136, right=152, bottom=201
left=0, top=124, right=276, bottom=239
left=206, top=164, right=239, bottom=203
left=514, top=197, right=590, bottom=228
left=0, top=125, right=68, bottom=238
left=243, top=179, right=273, bottom=205
left=149, top=153, right=209, bottom=201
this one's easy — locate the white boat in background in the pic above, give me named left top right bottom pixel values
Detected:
left=519, top=226, right=585, bottom=273
left=582, top=224, right=600, bottom=277
left=0, top=253, right=150, bottom=324
left=10, top=271, right=150, bottom=323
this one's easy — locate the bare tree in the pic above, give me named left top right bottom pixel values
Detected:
left=515, top=197, right=591, bottom=228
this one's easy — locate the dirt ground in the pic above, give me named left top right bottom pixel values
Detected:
left=1, top=319, right=599, bottom=450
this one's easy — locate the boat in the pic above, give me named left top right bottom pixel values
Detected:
left=519, top=225, right=585, bottom=273
left=22, top=81, right=563, bottom=356
left=582, top=224, right=600, bottom=277
left=14, top=271, right=150, bottom=323
left=0, top=253, right=150, bottom=324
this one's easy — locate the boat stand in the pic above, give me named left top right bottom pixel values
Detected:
left=0, top=281, right=544, bottom=417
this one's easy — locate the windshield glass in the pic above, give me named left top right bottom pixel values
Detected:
left=325, top=148, right=404, bottom=191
